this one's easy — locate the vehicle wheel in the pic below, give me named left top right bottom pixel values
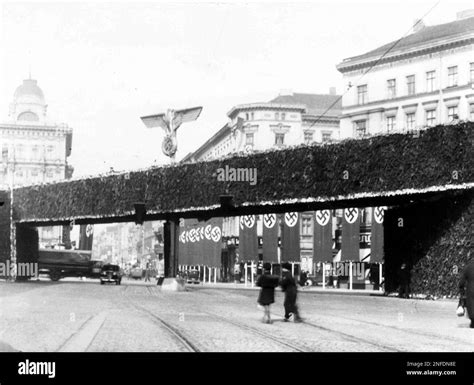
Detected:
left=100, top=280, right=104, bottom=285
left=50, top=271, right=61, bottom=281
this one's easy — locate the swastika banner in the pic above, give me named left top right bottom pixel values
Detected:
left=239, top=215, right=258, bottom=262
left=370, top=207, right=385, bottom=263
left=314, top=210, right=332, bottom=263
left=342, top=208, right=360, bottom=261
left=281, top=212, right=300, bottom=262
left=179, top=218, right=222, bottom=267
left=262, top=213, right=278, bottom=262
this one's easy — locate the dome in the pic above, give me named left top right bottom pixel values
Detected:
left=13, top=79, right=45, bottom=104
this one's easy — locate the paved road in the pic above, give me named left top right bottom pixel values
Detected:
left=0, top=278, right=472, bottom=352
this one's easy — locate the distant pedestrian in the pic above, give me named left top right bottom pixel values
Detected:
left=459, top=259, right=474, bottom=329
left=256, top=263, right=279, bottom=324
left=398, top=262, right=410, bottom=299
left=144, top=264, right=151, bottom=282
left=280, top=262, right=302, bottom=322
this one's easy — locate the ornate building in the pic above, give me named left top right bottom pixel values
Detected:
left=182, top=91, right=343, bottom=276
left=182, top=91, right=341, bottom=162
left=0, top=78, right=74, bottom=246
left=336, top=11, right=474, bottom=138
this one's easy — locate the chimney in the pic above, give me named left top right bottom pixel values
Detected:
left=457, top=9, right=474, bottom=20
left=413, top=19, right=426, bottom=33
left=329, top=87, right=336, bottom=95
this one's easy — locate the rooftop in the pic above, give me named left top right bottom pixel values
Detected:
left=337, top=15, right=474, bottom=71
left=270, top=93, right=342, bottom=117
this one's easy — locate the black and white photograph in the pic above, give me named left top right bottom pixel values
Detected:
left=0, top=0, right=473, bottom=382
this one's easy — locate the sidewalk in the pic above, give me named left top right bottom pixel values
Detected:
left=193, top=281, right=384, bottom=297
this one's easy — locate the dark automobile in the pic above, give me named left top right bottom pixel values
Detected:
left=100, top=264, right=123, bottom=285
left=185, top=268, right=200, bottom=284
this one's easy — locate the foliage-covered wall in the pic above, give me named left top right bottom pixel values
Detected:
left=0, top=191, right=10, bottom=263
left=384, top=191, right=473, bottom=297
left=12, top=122, right=473, bottom=223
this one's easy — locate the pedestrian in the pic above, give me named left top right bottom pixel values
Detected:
left=280, top=262, right=302, bottom=322
left=144, top=263, right=151, bottom=282
left=256, top=262, right=279, bottom=324
left=398, top=262, right=410, bottom=299
left=459, top=258, right=474, bottom=329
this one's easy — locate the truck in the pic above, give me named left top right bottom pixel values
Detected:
left=38, top=248, right=103, bottom=281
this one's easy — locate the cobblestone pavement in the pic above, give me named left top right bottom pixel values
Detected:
left=0, top=278, right=472, bottom=352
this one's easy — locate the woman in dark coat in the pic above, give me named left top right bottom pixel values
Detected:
left=280, top=262, right=302, bottom=322
left=459, top=259, right=474, bottom=328
left=256, top=263, right=279, bottom=324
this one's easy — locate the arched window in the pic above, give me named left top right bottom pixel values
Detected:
left=17, top=111, right=39, bottom=122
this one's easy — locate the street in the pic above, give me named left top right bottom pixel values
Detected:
left=0, top=278, right=472, bottom=352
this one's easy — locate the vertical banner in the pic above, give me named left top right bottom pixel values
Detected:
left=79, top=224, right=94, bottom=250
left=314, top=210, right=332, bottom=262
left=203, top=217, right=223, bottom=267
left=262, top=213, right=278, bottom=262
left=342, top=208, right=360, bottom=261
left=281, top=212, right=300, bottom=262
left=179, top=218, right=222, bottom=267
left=371, top=207, right=385, bottom=263
left=238, top=215, right=258, bottom=262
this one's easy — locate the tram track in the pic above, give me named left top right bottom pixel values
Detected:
left=193, top=288, right=401, bottom=351
left=332, top=314, right=473, bottom=349
left=120, top=286, right=201, bottom=352
left=201, top=310, right=310, bottom=352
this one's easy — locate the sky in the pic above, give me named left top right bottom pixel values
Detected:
left=1, top=0, right=472, bottom=178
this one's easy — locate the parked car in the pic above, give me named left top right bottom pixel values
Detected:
left=130, top=267, right=143, bottom=280
left=100, top=264, right=123, bottom=285
left=185, top=268, right=200, bottom=284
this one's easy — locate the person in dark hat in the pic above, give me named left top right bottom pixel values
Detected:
left=459, top=259, right=474, bottom=329
left=256, top=262, right=279, bottom=324
left=280, top=262, right=302, bottom=322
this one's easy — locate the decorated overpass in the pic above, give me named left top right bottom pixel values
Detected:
left=0, top=122, right=473, bottom=295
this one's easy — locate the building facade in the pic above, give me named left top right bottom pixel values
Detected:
left=182, top=92, right=342, bottom=276
left=0, top=78, right=74, bottom=246
left=183, top=91, right=341, bottom=162
left=336, top=11, right=474, bottom=139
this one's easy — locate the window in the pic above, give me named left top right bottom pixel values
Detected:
left=245, top=113, right=249, bottom=120
left=281, top=113, right=286, bottom=121
left=354, top=120, right=367, bottom=138
left=406, top=75, right=416, bottom=95
left=357, top=85, right=367, bottom=105
left=275, top=112, right=280, bottom=120
left=470, top=107, right=474, bottom=121
left=426, top=71, right=436, bottom=92
left=406, top=113, right=416, bottom=130
left=275, top=133, right=285, bottom=146
left=448, top=106, right=458, bottom=121
left=31, top=169, right=39, bottom=177
left=2, top=145, right=7, bottom=160
left=322, top=131, right=332, bottom=143
left=301, top=216, right=312, bottom=236
left=470, top=63, right=474, bottom=83
left=250, top=112, right=254, bottom=120
left=32, top=145, right=39, bottom=159
left=386, top=116, right=396, bottom=132
left=425, top=110, right=436, bottom=127
left=448, top=66, right=458, bottom=87
left=387, top=79, right=396, bottom=98
left=304, top=132, right=313, bottom=144
left=245, top=133, right=254, bottom=146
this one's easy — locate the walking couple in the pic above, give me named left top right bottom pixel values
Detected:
left=256, top=262, right=302, bottom=324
